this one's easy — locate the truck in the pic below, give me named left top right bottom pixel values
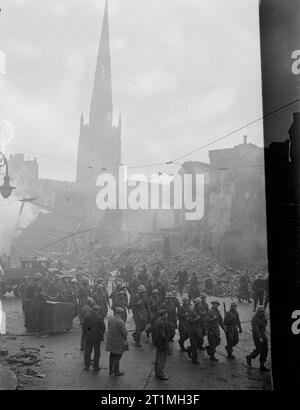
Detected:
left=0, top=257, right=51, bottom=297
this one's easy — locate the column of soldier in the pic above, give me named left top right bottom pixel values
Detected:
left=77, top=264, right=270, bottom=381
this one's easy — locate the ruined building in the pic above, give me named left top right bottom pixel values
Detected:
left=178, top=136, right=267, bottom=268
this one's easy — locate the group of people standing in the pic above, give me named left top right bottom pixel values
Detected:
left=16, top=262, right=270, bottom=380
left=78, top=265, right=270, bottom=380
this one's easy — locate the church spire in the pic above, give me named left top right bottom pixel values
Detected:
left=89, top=0, right=112, bottom=126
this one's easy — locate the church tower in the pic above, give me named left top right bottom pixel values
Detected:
left=76, top=0, right=121, bottom=198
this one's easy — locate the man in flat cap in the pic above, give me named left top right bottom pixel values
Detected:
left=224, top=301, right=242, bottom=359
left=205, top=300, right=225, bottom=361
left=246, top=306, right=269, bottom=372
left=130, top=284, right=148, bottom=346
left=152, top=309, right=170, bottom=380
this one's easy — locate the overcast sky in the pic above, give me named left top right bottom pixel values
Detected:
left=0, top=0, right=263, bottom=180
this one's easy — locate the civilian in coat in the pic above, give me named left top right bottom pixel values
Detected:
left=79, top=297, right=95, bottom=351
left=83, top=305, right=106, bottom=371
left=106, top=307, right=129, bottom=376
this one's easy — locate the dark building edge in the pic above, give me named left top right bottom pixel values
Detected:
left=260, top=0, right=300, bottom=390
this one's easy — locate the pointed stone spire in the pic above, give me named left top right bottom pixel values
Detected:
left=89, top=0, right=112, bottom=126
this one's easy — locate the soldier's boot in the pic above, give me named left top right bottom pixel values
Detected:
left=246, top=355, right=252, bottom=367
left=133, top=332, right=141, bottom=347
left=210, top=355, right=219, bottom=362
left=156, top=374, right=169, bottom=380
left=225, top=346, right=235, bottom=359
left=179, top=341, right=187, bottom=352
left=109, top=356, right=114, bottom=375
left=186, top=346, right=192, bottom=358
left=114, top=358, right=125, bottom=377
left=205, top=345, right=211, bottom=356
left=259, top=364, right=270, bottom=372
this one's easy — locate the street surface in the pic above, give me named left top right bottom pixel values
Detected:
left=0, top=294, right=272, bottom=390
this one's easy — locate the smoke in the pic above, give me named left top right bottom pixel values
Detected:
left=0, top=120, right=13, bottom=155
left=0, top=193, right=40, bottom=255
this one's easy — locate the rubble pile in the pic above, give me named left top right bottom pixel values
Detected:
left=64, top=237, right=268, bottom=297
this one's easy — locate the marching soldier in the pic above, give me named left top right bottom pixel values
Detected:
left=177, top=296, right=192, bottom=352
left=198, top=293, right=209, bottom=343
left=224, top=301, right=242, bottom=359
left=161, top=293, right=178, bottom=343
left=246, top=306, right=270, bottom=372
left=147, top=289, right=161, bottom=340
left=152, top=309, right=170, bottom=380
left=187, top=298, right=204, bottom=364
left=205, top=300, right=226, bottom=362
left=130, top=285, right=148, bottom=346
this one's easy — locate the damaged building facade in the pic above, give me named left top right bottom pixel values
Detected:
left=7, top=4, right=267, bottom=270
left=177, top=136, right=267, bottom=268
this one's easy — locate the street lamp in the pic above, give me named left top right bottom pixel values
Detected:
left=0, top=151, right=15, bottom=199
